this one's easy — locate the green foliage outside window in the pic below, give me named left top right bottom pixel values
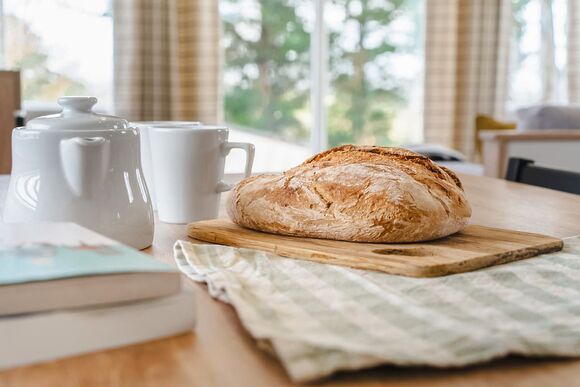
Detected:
left=222, top=0, right=421, bottom=147
left=4, top=15, right=88, bottom=101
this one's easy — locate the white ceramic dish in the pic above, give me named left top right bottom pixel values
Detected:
left=132, top=121, right=201, bottom=210
left=3, top=96, right=154, bottom=249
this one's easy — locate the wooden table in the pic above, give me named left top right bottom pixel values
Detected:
left=1, top=174, right=580, bottom=387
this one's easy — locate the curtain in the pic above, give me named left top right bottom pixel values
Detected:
left=113, top=0, right=221, bottom=123
left=423, top=0, right=512, bottom=157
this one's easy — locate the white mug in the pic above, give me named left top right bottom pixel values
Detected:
left=133, top=121, right=201, bottom=210
left=149, top=125, right=255, bottom=224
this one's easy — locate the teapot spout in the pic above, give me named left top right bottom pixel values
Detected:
left=60, top=137, right=110, bottom=198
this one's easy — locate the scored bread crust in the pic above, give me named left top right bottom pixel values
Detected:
left=227, top=145, right=472, bottom=243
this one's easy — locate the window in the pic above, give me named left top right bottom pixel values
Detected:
left=221, top=0, right=425, bottom=170
left=325, top=0, right=424, bottom=147
left=221, top=0, right=314, bottom=170
left=1, top=0, right=113, bottom=111
left=508, top=0, right=568, bottom=110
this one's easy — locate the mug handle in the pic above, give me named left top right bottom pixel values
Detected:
left=216, top=142, right=255, bottom=193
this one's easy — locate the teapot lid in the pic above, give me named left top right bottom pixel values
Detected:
left=25, top=96, right=130, bottom=131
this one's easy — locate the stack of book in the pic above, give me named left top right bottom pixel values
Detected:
left=0, top=222, right=196, bottom=370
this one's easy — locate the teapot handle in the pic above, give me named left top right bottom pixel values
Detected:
left=60, top=137, right=110, bottom=198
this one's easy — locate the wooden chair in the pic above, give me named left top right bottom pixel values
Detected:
left=505, top=158, right=580, bottom=195
left=0, top=71, right=21, bottom=174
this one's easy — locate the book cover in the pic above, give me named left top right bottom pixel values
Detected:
left=0, top=222, right=175, bottom=285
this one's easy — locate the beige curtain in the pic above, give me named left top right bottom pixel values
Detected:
left=113, top=0, right=221, bottom=123
left=568, top=0, right=580, bottom=103
left=423, top=0, right=512, bottom=157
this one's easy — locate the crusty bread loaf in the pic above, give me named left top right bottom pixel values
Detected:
left=227, top=145, right=472, bottom=243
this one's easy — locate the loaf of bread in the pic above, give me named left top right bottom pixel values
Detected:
left=227, top=145, right=472, bottom=243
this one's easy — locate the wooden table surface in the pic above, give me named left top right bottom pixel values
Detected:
left=1, top=174, right=580, bottom=387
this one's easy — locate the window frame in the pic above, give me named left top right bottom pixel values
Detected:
left=309, top=0, right=328, bottom=153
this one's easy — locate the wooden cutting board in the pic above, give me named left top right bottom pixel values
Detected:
left=186, top=219, right=564, bottom=277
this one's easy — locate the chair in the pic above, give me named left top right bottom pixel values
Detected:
left=505, top=158, right=580, bottom=195
left=475, top=114, right=516, bottom=157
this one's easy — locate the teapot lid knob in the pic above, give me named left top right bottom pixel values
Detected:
left=25, top=96, right=130, bottom=130
left=58, top=96, right=98, bottom=113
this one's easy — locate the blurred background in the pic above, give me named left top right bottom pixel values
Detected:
left=0, top=0, right=576, bottom=173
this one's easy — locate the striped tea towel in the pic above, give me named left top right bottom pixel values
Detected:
left=174, top=236, right=580, bottom=382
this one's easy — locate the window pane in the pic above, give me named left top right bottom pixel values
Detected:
left=221, top=0, right=314, bottom=172
left=508, top=0, right=568, bottom=110
left=221, top=0, right=312, bottom=145
left=326, top=0, right=424, bottom=147
left=3, top=0, right=113, bottom=111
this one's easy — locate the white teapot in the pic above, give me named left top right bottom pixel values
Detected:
left=3, top=96, right=154, bottom=249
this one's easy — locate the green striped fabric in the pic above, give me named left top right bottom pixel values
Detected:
left=174, top=237, right=580, bottom=382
